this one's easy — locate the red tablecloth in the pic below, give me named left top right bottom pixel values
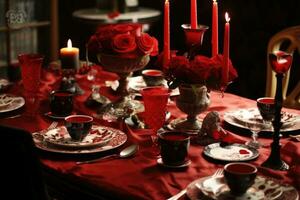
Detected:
left=1, top=69, right=300, bottom=200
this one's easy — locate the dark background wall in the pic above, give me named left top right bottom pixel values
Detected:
left=58, top=0, right=300, bottom=100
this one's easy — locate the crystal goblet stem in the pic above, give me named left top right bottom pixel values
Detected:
left=245, top=122, right=263, bottom=149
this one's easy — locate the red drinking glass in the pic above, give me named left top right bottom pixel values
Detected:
left=141, top=86, right=170, bottom=133
left=141, top=86, right=170, bottom=156
left=18, top=53, right=44, bottom=96
left=18, top=53, right=44, bottom=117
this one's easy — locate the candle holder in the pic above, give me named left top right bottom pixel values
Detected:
left=262, top=51, right=293, bottom=171
left=60, top=69, right=84, bottom=95
left=181, top=24, right=209, bottom=59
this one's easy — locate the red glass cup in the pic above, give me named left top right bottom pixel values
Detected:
left=141, top=86, right=170, bottom=156
left=50, top=90, right=74, bottom=117
left=142, top=69, right=164, bottom=86
left=65, top=115, right=93, bottom=141
left=158, top=131, right=190, bottom=166
left=141, top=86, right=170, bottom=132
left=18, top=53, right=44, bottom=96
left=224, top=162, right=257, bottom=196
left=18, top=53, right=44, bottom=117
left=257, top=97, right=275, bottom=123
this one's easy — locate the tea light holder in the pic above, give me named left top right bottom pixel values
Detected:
left=262, top=51, right=293, bottom=171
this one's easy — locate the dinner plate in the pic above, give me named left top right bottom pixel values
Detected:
left=32, top=125, right=127, bottom=154
left=186, top=175, right=297, bottom=200
left=223, top=108, right=300, bottom=134
left=203, top=143, right=259, bottom=162
left=0, top=94, right=25, bottom=113
left=38, top=125, right=116, bottom=149
left=128, top=76, right=179, bottom=96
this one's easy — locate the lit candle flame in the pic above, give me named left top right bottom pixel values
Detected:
left=225, top=12, right=230, bottom=22
left=165, top=0, right=169, bottom=3
left=213, top=0, right=217, bottom=3
left=67, top=39, right=72, bottom=48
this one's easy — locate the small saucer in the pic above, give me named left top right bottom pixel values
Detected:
left=157, top=158, right=191, bottom=168
left=45, top=112, right=75, bottom=120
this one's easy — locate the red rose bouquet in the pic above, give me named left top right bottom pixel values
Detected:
left=87, top=23, right=158, bottom=59
left=165, top=54, right=238, bottom=90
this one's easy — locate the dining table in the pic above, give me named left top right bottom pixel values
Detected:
left=0, top=66, right=300, bottom=200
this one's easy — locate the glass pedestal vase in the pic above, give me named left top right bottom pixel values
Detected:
left=170, top=84, right=210, bottom=132
left=97, top=53, right=150, bottom=118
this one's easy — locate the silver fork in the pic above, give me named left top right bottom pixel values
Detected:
left=211, top=168, right=223, bottom=178
left=33, top=121, right=58, bottom=134
left=195, top=169, right=224, bottom=195
left=167, top=169, right=223, bottom=200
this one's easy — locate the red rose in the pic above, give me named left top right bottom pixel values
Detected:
left=168, top=56, right=191, bottom=82
left=210, top=55, right=238, bottom=83
left=190, top=55, right=213, bottom=81
left=136, top=33, right=155, bottom=55
left=111, top=33, right=137, bottom=54
left=87, top=23, right=158, bottom=60
left=113, top=23, right=142, bottom=36
left=166, top=54, right=238, bottom=88
left=95, top=25, right=115, bottom=41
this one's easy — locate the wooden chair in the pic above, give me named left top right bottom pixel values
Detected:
left=266, top=25, right=300, bottom=109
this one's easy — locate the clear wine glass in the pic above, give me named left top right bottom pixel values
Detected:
left=245, top=120, right=266, bottom=149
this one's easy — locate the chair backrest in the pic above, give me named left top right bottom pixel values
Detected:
left=266, top=25, right=300, bottom=109
left=0, top=125, right=50, bottom=200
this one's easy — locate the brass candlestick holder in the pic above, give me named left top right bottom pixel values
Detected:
left=262, top=51, right=293, bottom=171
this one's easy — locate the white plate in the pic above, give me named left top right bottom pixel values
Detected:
left=186, top=175, right=288, bottom=200
left=0, top=94, right=25, bottom=113
left=203, top=143, right=259, bottom=162
left=32, top=125, right=127, bottom=154
left=224, top=108, right=300, bottom=133
left=128, top=76, right=179, bottom=96
left=38, top=125, right=116, bottom=149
